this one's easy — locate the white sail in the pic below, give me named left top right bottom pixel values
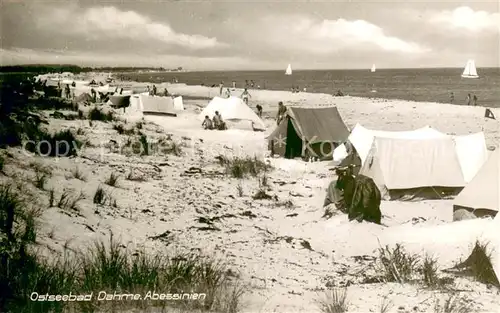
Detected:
left=285, top=64, right=292, bottom=75
left=371, top=64, right=376, bottom=72
left=461, top=59, right=479, bottom=78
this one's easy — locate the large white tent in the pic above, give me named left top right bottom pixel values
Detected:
left=332, top=124, right=445, bottom=164
left=333, top=124, right=488, bottom=183
left=198, top=96, right=265, bottom=130
left=361, top=137, right=467, bottom=199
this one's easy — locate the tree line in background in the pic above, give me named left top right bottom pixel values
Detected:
left=0, top=64, right=183, bottom=74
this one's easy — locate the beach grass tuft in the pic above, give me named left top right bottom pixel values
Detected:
left=316, top=287, right=349, bottom=313
left=376, top=244, right=420, bottom=283
left=433, top=293, right=473, bottom=313
left=105, top=172, right=120, bottom=187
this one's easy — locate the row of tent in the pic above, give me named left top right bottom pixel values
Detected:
left=265, top=105, right=497, bottom=217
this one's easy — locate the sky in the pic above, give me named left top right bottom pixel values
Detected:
left=1, top=0, right=499, bottom=70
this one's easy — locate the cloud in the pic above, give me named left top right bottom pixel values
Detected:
left=34, top=4, right=222, bottom=50
left=259, top=15, right=430, bottom=55
left=428, top=6, right=500, bottom=33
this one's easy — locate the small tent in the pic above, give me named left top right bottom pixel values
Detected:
left=453, top=149, right=500, bottom=218
left=360, top=137, right=466, bottom=200
left=173, top=96, right=184, bottom=111
left=139, top=95, right=177, bottom=116
left=198, top=96, right=265, bottom=130
left=332, top=124, right=446, bottom=165
left=267, top=106, right=349, bottom=160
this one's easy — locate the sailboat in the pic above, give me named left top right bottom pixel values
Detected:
left=285, top=64, right=292, bottom=75
left=461, top=59, right=479, bottom=79
left=371, top=64, right=376, bottom=73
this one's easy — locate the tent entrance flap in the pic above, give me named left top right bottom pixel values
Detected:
left=285, top=119, right=302, bottom=159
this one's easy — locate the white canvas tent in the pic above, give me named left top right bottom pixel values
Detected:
left=198, top=96, right=265, bottom=130
left=333, top=124, right=488, bottom=184
left=360, top=137, right=466, bottom=200
left=125, top=94, right=182, bottom=118
left=139, top=95, right=177, bottom=116
left=332, top=124, right=446, bottom=164
left=454, top=149, right=500, bottom=216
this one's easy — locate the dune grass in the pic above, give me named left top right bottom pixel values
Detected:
left=217, top=155, right=271, bottom=179
left=1, top=183, right=246, bottom=313
left=316, top=287, right=349, bottom=313
left=88, top=107, right=115, bottom=122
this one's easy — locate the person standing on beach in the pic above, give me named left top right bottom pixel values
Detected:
left=251, top=80, right=255, bottom=88
left=219, top=81, right=224, bottom=95
left=276, top=101, right=287, bottom=125
left=450, top=92, right=454, bottom=103
left=466, top=93, right=471, bottom=106
left=241, top=88, right=251, bottom=104
left=232, top=81, right=236, bottom=89
left=473, top=94, right=478, bottom=106
left=152, top=85, right=157, bottom=96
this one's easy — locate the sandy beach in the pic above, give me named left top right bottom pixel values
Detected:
left=2, top=77, right=499, bottom=313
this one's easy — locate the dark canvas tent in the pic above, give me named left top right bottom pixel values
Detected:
left=267, top=106, right=349, bottom=159
left=109, top=95, right=131, bottom=109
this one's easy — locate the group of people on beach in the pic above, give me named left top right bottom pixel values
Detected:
left=450, top=92, right=478, bottom=106
left=202, top=111, right=227, bottom=131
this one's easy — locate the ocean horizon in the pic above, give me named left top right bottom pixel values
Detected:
left=121, top=67, right=500, bottom=107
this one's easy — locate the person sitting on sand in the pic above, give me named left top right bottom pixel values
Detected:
left=323, top=142, right=361, bottom=217
left=163, top=88, right=169, bottom=97
left=335, top=90, right=344, bottom=97
left=224, top=88, right=231, bottom=98
left=276, top=101, right=287, bottom=125
left=71, top=81, right=76, bottom=87
left=256, top=104, right=263, bottom=118
left=241, top=88, right=251, bottom=104
left=202, top=115, right=214, bottom=130
left=213, top=111, right=227, bottom=130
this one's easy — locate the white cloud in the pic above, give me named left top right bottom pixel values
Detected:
left=34, top=4, right=221, bottom=50
left=428, top=6, right=500, bottom=32
left=260, top=15, right=429, bottom=54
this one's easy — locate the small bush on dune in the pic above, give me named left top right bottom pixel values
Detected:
left=33, top=170, right=49, bottom=190
left=421, top=255, right=440, bottom=288
left=236, top=183, right=244, bottom=197
left=25, top=129, right=82, bottom=158
left=93, top=186, right=106, bottom=205
left=113, top=123, right=135, bottom=135
left=71, top=167, right=86, bottom=181
left=126, top=171, right=146, bottom=182
left=316, top=287, right=349, bottom=313
left=88, top=107, right=115, bottom=122
left=219, top=156, right=271, bottom=179
left=0, top=156, right=4, bottom=172
left=57, top=190, right=84, bottom=211
left=377, top=244, right=420, bottom=283
left=105, top=172, right=120, bottom=187
left=433, top=293, right=473, bottom=313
